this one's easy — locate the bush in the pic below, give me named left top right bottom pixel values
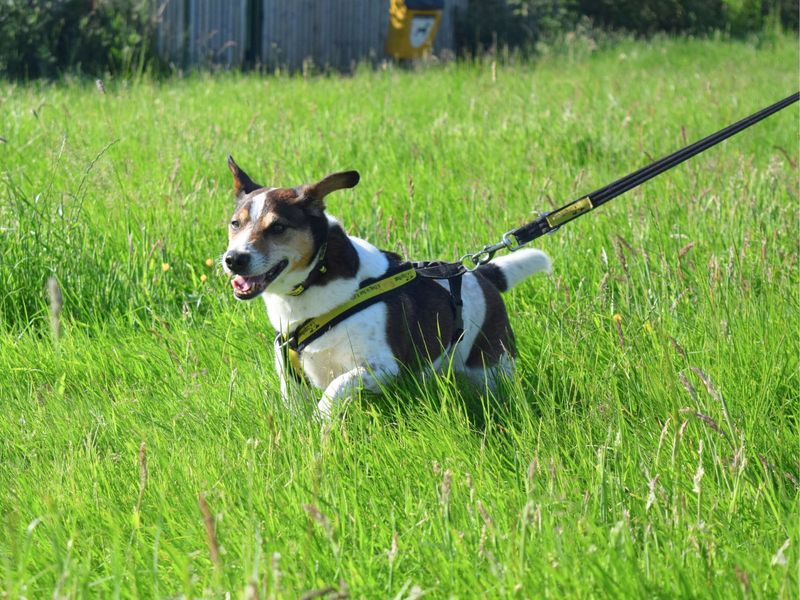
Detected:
left=454, top=0, right=579, bottom=56
left=0, top=0, right=159, bottom=80
left=453, top=0, right=797, bottom=54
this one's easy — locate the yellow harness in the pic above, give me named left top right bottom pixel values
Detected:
left=277, top=266, right=418, bottom=382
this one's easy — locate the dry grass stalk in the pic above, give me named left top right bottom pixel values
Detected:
left=707, top=255, right=719, bottom=291
left=303, top=503, right=329, bottom=528
left=388, top=531, right=398, bottom=566
left=689, top=367, right=735, bottom=437
left=270, top=552, right=282, bottom=600
left=689, top=367, right=721, bottom=402
left=526, top=456, right=539, bottom=492
left=646, top=474, right=660, bottom=512
left=730, top=433, right=746, bottom=473
left=520, top=500, right=534, bottom=527
left=678, top=241, right=695, bottom=260
left=46, top=277, right=63, bottom=344
left=616, top=235, right=636, bottom=255
left=679, top=408, right=726, bottom=439
left=465, top=472, right=475, bottom=505
left=477, top=501, right=493, bottom=529
left=740, top=235, right=750, bottom=261
left=734, top=566, right=750, bottom=592
left=440, top=469, right=452, bottom=507
left=169, top=158, right=181, bottom=188
left=598, top=271, right=609, bottom=299
left=613, top=314, right=624, bottom=349
left=299, top=586, right=337, bottom=600
left=613, top=239, right=629, bottom=275
left=669, top=337, right=688, bottom=360
left=726, top=246, right=736, bottom=279
left=335, top=580, right=350, bottom=599
left=245, top=580, right=259, bottom=600
left=197, top=493, right=221, bottom=568
left=670, top=288, right=690, bottom=311
left=303, top=503, right=337, bottom=553
left=692, top=440, right=705, bottom=495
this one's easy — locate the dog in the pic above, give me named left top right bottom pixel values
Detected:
left=222, top=157, right=551, bottom=415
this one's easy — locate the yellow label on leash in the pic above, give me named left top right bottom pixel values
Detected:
left=546, top=197, right=594, bottom=228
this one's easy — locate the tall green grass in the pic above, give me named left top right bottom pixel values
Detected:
left=0, top=36, right=798, bottom=597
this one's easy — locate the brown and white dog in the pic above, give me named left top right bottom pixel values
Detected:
left=222, top=157, right=551, bottom=416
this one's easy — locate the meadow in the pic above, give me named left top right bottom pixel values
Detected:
left=0, top=35, right=798, bottom=597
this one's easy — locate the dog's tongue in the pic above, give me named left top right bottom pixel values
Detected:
left=232, top=275, right=251, bottom=293
left=232, top=274, right=265, bottom=293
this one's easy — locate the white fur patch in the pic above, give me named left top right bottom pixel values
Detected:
left=492, top=248, right=551, bottom=288
left=249, top=191, right=269, bottom=221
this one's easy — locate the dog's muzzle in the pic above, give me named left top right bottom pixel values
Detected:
left=230, top=259, right=289, bottom=300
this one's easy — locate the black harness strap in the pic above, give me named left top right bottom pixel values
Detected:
left=412, top=260, right=466, bottom=345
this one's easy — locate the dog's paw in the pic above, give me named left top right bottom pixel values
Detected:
left=317, top=394, right=354, bottom=420
left=317, top=395, right=334, bottom=419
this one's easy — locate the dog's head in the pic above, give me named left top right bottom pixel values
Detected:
left=222, top=156, right=359, bottom=300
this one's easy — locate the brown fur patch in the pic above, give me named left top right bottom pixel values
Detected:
left=269, top=187, right=301, bottom=203
left=285, top=230, right=316, bottom=272
left=232, top=202, right=252, bottom=226
left=465, top=274, right=516, bottom=368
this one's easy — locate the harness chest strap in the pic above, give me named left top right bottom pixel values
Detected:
left=277, top=263, right=465, bottom=382
left=278, top=266, right=417, bottom=382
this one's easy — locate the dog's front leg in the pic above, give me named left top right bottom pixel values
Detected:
left=273, top=337, right=291, bottom=404
left=318, top=363, right=398, bottom=417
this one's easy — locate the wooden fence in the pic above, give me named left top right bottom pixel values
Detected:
left=156, top=0, right=468, bottom=71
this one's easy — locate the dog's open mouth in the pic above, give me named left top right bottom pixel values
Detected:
left=231, top=260, right=288, bottom=300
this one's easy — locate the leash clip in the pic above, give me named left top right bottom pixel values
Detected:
left=460, top=229, right=524, bottom=269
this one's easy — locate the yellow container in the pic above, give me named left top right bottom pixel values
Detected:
left=385, top=0, right=444, bottom=59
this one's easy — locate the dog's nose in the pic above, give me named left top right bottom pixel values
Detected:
left=225, top=251, right=250, bottom=272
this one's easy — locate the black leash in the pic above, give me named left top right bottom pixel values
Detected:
left=277, top=93, right=797, bottom=384
left=462, top=92, right=799, bottom=267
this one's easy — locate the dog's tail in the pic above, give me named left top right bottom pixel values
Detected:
left=475, top=248, right=551, bottom=292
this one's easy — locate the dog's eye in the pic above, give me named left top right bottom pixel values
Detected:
left=271, top=223, right=286, bottom=234
left=230, top=219, right=241, bottom=229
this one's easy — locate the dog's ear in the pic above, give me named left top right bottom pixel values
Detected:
left=227, top=155, right=262, bottom=200
left=301, top=171, right=360, bottom=213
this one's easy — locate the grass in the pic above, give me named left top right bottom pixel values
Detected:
left=0, top=35, right=798, bottom=597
